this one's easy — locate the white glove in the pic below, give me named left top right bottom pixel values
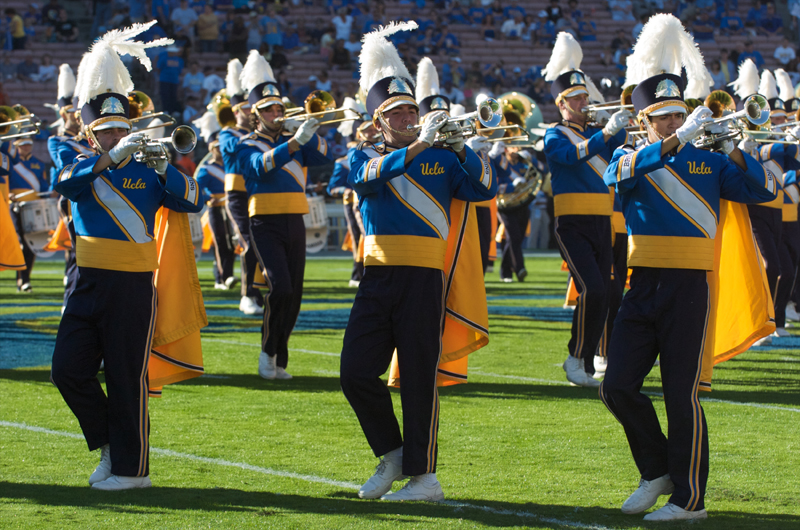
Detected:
left=154, top=155, right=169, bottom=175
left=593, top=109, right=611, bottom=126
left=283, top=118, right=302, bottom=135
left=717, top=138, right=735, bottom=155
left=293, top=117, right=320, bottom=146
left=445, top=133, right=466, bottom=152
left=418, top=110, right=448, bottom=146
left=602, top=109, right=632, bottom=137
left=108, top=132, right=146, bottom=164
left=676, top=105, right=713, bottom=145
left=488, top=140, right=506, bottom=159
left=466, top=136, right=491, bottom=155
left=738, top=138, right=760, bottom=156
left=788, top=125, right=800, bottom=140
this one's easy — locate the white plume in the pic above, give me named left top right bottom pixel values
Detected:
left=776, top=68, right=794, bottom=101
left=584, top=75, right=605, bottom=104
left=359, top=21, right=418, bottom=93
left=192, top=110, right=221, bottom=143
left=685, top=68, right=713, bottom=99
left=226, top=59, right=244, bottom=96
left=57, top=64, right=76, bottom=101
left=337, top=96, right=365, bottom=137
left=543, top=32, right=583, bottom=81
left=449, top=103, right=466, bottom=117
left=759, top=70, right=778, bottom=100
left=729, top=59, right=760, bottom=99
left=240, top=50, right=276, bottom=95
left=624, top=13, right=709, bottom=97
left=75, top=21, right=173, bottom=107
left=416, top=57, right=439, bottom=102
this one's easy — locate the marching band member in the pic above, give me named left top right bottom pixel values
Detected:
left=542, top=32, right=631, bottom=387
left=757, top=69, right=800, bottom=338
left=340, top=22, right=496, bottom=502
left=194, top=111, right=236, bottom=289
left=732, top=62, right=786, bottom=345
left=489, top=140, right=530, bottom=282
left=48, top=63, right=93, bottom=308
left=327, top=97, right=376, bottom=288
left=219, top=58, right=261, bottom=315
left=50, top=23, right=202, bottom=490
left=236, top=50, right=332, bottom=380
left=8, top=137, right=49, bottom=292
left=600, top=15, right=777, bottom=521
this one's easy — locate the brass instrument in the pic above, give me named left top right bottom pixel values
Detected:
left=275, top=91, right=358, bottom=126
left=133, top=125, right=197, bottom=168
left=694, top=94, right=770, bottom=149
left=207, top=89, right=236, bottom=128
left=497, top=159, right=545, bottom=211
left=0, top=105, right=42, bottom=141
left=407, top=97, right=503, bottom=138
left=127, top=91, right=177, bottom=133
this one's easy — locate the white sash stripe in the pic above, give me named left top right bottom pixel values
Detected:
left=389, top=175, right=449, bottom=239
left=93, top=177, right=151, bottom=243
left=206, top=164, right=225, bottom=183
left=66, top=140, right=94, bottom=157
left=786, top=184, right=800, bottom=204
left=244, top=138, right=306, bottom=187
left=284, top=160, right=307, bottom=188
left=648, top=168, right=717, bottom=238
left=555, top=126, right=609, bottom=176
left=13, top=163, right=40, bottom=192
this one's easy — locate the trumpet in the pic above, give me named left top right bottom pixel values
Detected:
left=274, top=91, right=358, bottom=126
left=407, top=97, right=503, bottom=138
left=694, top=95, right=770, bottom=149
left=133, top=125, right=197, bottom=168
left=582, top=102, right=634, bottom=125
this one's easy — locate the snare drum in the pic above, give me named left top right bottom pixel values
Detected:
left=188, top=212, right=204, bottom=261
left=19, top=198, right=59, bottom=258
left=303, top=195, right=329, bottom=254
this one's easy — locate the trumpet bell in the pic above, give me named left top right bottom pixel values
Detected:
left=172, top=125, right=198, bottom=154
left=476, top=97, right=502, bottom=128
left=305, top=90, right=336, bottom=122
left=0, top=105, right=19, bottom=135
left=129, top=91, right=155, bottom=120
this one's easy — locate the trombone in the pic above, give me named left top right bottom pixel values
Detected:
left=274, top=91, right=359, bottom=126
left=133, top=125, right=198, bottom=168
left=130, top=112, right=177, bottom=132
left=0, top=105, right=42, bottom=141
left=694, top=95, right=770, bottom=149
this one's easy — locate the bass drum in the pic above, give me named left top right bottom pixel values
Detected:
left=19, top=198, right=59, bottom=258
left=304, top=195, right=329, bottom=254
left=188, top=212, right=204, bottom=261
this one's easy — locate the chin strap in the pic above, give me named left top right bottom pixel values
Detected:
left=640, top=113, right=666, bottom=143
left=85, top=127, right=106, bottom=155
left=377, top=113, right=417, bottom=139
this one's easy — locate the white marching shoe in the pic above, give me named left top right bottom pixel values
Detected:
left=753, top=334, right=773, bottom=346
left=563, top=355, right=600, bottom=388
left=359, top=448, right=406, bottom=499
left=258, top=351, right=276, bottom=379
left=593, top=356, right=608, bottom=375
left=621, top=474, right=675, bottom=514
left=239, top=296, right=261, bottom=315
left=348, top=279, right=360, bottom=288
left=786, top=302, right=800, bottom=322
left=214, top=282, right=228, bottom=290
left=381, top=473, right=444, bottom=502
left=88, top=444, right=112, bottom=485
left=774, top=327, right=790, bottom=337
left=91, top=475, right=152, bottom=491
left=275, top=367, right=293, bottom=380
left=224, top=276, right=238, bottom=289
left=643, top=502, right=708, bottom=521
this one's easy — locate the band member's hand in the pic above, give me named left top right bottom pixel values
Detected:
left=602, top=109, right=632, bottom=137
left=466, top=136, right=491, bottom=154
left=788, top=125, right=800, bottom=141
left=293, top=118, right=320, bottom=145
left=592, top=109, right=611, bottom=126
left=737, top=138, right=759, bottom=155
left=488, top=140, right=505, bottom=159
left=445, top=133, right=466, bottom=152
left=419, top=110, right=448, bottom=147
left=109, top=132, right=146, bottom=164
left=717, top=138, right=735, bottom=155
left=676, top=105, right=713, bottom=145
left=282, top=118, right=302, bottom=134
left=154, top=156, right=169, bottom=175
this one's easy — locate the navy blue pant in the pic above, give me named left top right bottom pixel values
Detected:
left=599, top=232, right=628, bottom=357
left=499, top=204, right=528, bottom=280
left=749, top=205, right=782, bottom=301
left=226, top=190, right=262, bottom=303
left=476, top=205, right=492, bottom=273
left=554, top=214, right=613, bottom=372
left=343, top=201, right=364, bottom=282
left=601, top=267, right=710, bottom=511
left=340, top=266, right=445, bottom=476
left=208, top=205, right=235, bottom=283
left=776, top=222, right=800, bottom=328
left=11, top=207, right=35, bottom=286
left=51, top=267, right=156, bottom=478
left=250, top=214, right=306, bottom=368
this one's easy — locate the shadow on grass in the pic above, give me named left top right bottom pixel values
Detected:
left=0, top=481, right=797, bottom=529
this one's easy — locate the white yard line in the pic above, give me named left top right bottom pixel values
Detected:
left=0, top=420, right=612, bottom=529
left=470, top=370, right=570, bottom=386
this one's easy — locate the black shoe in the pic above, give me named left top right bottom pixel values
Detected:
left=517, top=269, right=527, bottom=282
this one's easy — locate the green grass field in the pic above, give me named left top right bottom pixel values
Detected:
left=2, top=255, right=799, bottom=530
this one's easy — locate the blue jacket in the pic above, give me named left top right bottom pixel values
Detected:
left=327, top=147, right=354, bottom=198
left=544, top=121, right=628, bottom=217
left=604, top=140, right=777, bottom=270
left=9, top=154, right=49, bottom=198
left=47, top=134, right=93, bottom=186
left=55, top=155, right=202, bottom=272
left=235, top=130, right=331, bottom=216
left=195, top=159, right=226, bottom=205
left=759, top=143, right=800, bottom=221
left=348, top=143, right=497, bottom=270
left=219, top=125, right=251, bottom=193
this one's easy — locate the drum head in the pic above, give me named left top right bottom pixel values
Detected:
left=306, top=228, right=328, bottom=254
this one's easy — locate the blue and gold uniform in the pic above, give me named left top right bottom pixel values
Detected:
left=327, top=145, right=365, bottom=284
left=544, top=117, right=628, bottom=374
left=759, top=142, right=800, bottom=330
left=492, top=150, right=531, bottom=281
left=196, top=150, right=235, bottom=285
left=9, top=142, right=50, bottom=289
left=599, top=71, right=777, bottom=516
